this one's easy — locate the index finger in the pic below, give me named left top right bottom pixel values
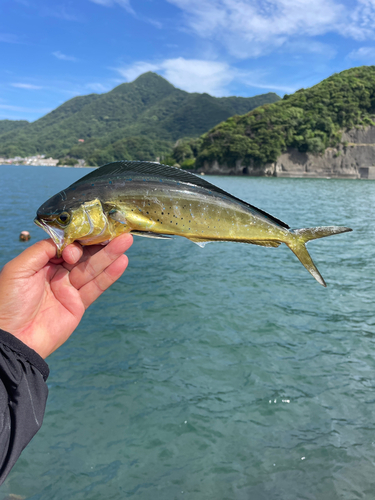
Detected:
left=69, top=233, right=133, bottom=290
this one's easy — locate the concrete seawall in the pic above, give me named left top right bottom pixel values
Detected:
left=201, top=126, right=375, bottom=179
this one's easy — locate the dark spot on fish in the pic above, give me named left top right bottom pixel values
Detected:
left=161, top=212, right=164, bottom=215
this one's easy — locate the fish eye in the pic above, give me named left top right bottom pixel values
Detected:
left=57, top=212, right=70, bottom=225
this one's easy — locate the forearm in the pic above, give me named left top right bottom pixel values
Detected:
left=0, top=329, right=49, bottom=485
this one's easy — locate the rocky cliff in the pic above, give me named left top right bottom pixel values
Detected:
left=200, top=126, right=375, bottom=179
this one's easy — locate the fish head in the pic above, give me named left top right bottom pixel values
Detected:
left=35, top=192, right=109, bottom=257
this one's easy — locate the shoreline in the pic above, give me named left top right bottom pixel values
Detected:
left=1, top=163, right=374, bottom=179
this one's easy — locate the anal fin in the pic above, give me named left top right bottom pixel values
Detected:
left=131, top=231, right=173, bottom=240
left=187, top=236, right=280, bottom=248
left=187, top=237, right=213, bottom=248
left=249, top=240, right=281, bottom=248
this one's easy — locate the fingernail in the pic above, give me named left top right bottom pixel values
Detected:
left=72, top=246, right=82, bottom=261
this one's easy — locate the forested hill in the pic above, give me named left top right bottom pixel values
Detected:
left=0, top=119, right=28, bottom=135
left=0, top=72, right=279, bottom=164
left=194, top=66, right=375, bottom=170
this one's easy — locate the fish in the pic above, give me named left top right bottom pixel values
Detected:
left=34, top=160, right=352, bottom=286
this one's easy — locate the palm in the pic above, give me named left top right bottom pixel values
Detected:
left=20, top=263, right=85, bottom=349
left=0, top=234, right=133, bottom=358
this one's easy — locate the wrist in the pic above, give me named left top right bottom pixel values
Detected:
left=0, top=323, right=50, bottom=359
left=0, top=328, right=50, bottom=380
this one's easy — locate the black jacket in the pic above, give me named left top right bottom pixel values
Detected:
left=0, top=329, right=49, bottom=485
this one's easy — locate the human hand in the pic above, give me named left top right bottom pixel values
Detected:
left=0, top=234, right=133, bottom=359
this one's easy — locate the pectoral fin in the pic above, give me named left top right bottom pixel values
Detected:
left=108, top=210, right=127, bottom=224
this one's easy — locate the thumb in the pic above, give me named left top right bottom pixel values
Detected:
left=4, top=239, right=58, bottom=278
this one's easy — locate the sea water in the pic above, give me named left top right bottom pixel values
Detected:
left=0, top=165, right=374, bottom=500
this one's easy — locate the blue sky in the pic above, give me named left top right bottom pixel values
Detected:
left=2, top=0, right=375, bottom=122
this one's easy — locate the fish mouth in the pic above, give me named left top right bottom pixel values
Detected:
left=34, top=217, right=66, bottom=256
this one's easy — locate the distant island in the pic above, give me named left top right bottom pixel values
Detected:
left=192, top=65, right=375, bottom=179
left=2, top=66, right=375, bottom=179
left=0, top=72, right=279, bottom=167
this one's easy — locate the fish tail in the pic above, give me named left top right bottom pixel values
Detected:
left=285, top=226, right=352, bottom=287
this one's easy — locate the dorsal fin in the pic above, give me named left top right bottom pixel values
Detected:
left=69, top=161, right=289, bottom=229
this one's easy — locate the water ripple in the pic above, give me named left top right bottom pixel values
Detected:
left=0, top=167, right=374, bottom=499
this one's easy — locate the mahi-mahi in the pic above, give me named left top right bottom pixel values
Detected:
left=34, top=161, right=352, bottom=286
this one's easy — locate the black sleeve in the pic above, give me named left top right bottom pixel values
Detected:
left=0, top=329, right=49, bottom=485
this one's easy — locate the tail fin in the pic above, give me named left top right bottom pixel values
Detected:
left=286, top=226, right=352, bottom=287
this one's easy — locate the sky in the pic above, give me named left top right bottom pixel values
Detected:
left=1, top=0, right=375, bottom=122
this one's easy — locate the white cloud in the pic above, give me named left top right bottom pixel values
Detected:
left=240, top=78, right=296, bottom=93
left=89, top=0, right=135, bottom=14
left=165, top=0, right=375, bottom=58
left=116, top=58, right=296, bottom=95
left=348, top=46, right=375, bottom=59
left=52, top=51, right=78, bottom=62
left=88, top=0, right=160, bottom=26
left=116, top=58, right=234, bottom=95
left=85, top=82, right=112, bottom=92
left=11, top=83, right=43, bottom=90
left=42, top=6, right=78, bottom=21
left=167, top=0, right=344, bottom=57
left=283, top=40, right=337, bottom=59
left=342, top=0, right=375, bottom=40
left=0, top=33, right=20, bottom=44
left=0, top=104, right=51, bottom=113
left=117, top=62, right=160, bottom=82
left=163, top=58, right=233, bottom=94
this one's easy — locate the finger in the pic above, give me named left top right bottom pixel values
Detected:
left=3, top=239, right=58, bottom=278
left=64, top=240, right=120, bottom=270
left=62, top=243, right=113, bottom=271
left=62, top=242, right=84, bottom=265
left=79, top=254, right=129, bottom=309
left=69, top=233, right=133, bottom=290
left=50, top=267, right=85, bottom=320
left=62, top=244, right=101, bottom=272
left=50, top=257, right=65, bottom=265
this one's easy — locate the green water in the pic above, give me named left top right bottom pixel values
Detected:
left=0, top=165, right=374, bottom=499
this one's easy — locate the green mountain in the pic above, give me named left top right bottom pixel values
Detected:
left=194, top=66, right=375, bottom=170
left=0, top=72, right=280, bottom=164
left=0, top=119, right=28, bottom=136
